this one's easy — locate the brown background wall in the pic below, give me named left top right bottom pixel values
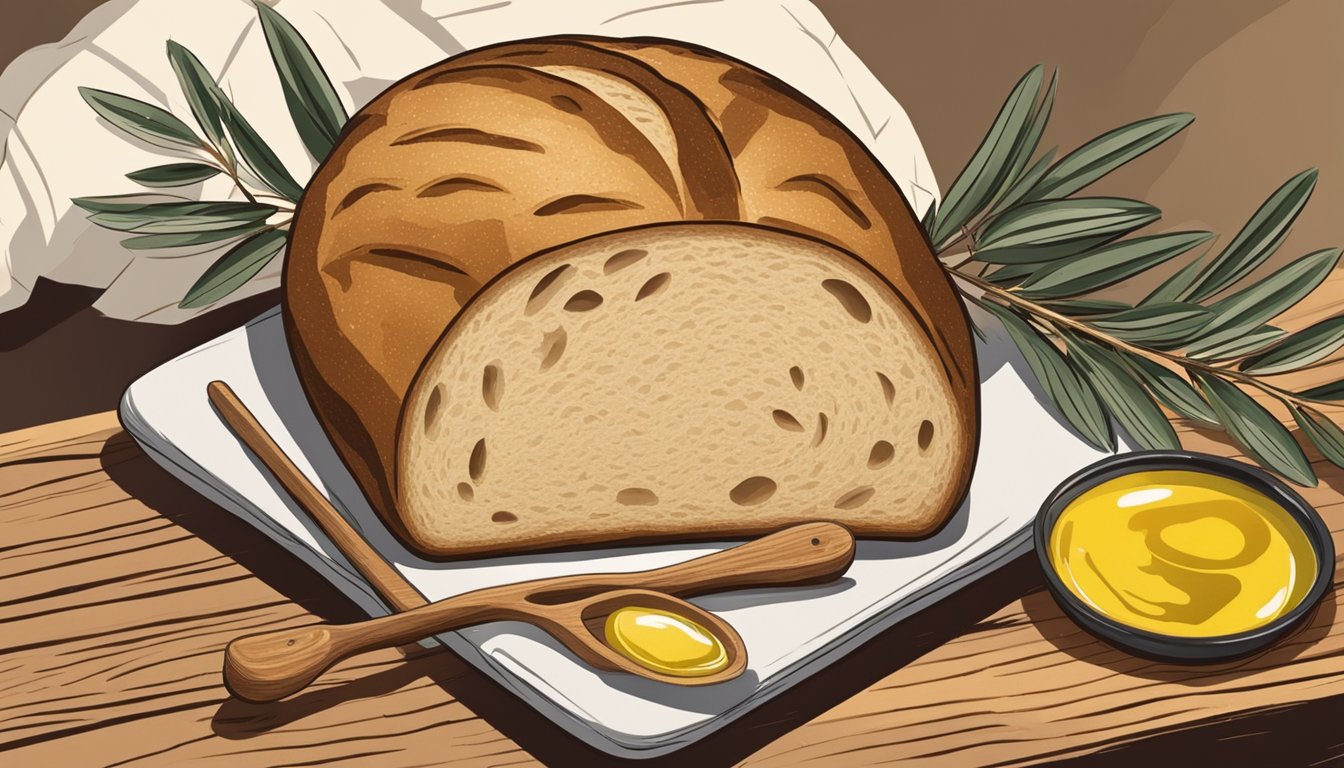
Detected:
left=1, top=0, right=1340, bottom=431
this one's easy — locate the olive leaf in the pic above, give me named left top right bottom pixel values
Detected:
left=1139, top=250, right=1208, bottom=306
left=1290, top=403, right=1344, bottom=469
left=1184, top=247, right=1341, bottom=356
left=217, top=95, right=305, bottom=202
left=1024, top=113, right=1194, bottom=202
left=1065, top=334, right=1180, bottom=450
left=1042, top=298, right=1131, bottom=317
left=1195, top=373, right=1316, bottom=486
left=78, top=87, right=201, bottom=149
left=122, top=224, right=266, bottom=250
left=974, top=197, right=1161, bottom=264
left=1088, top=303, right=1212, bottom=348
left=988, top=69, right=1057, bottom=212
left=255, top=1, right=348, bottom=160
left=126, top=162, right=222, bottom=188
left=929, top=65, right=1045, bottom=248
left=79, top=200, right=276, bottom=233
left=179, top=228, right=288, bottom=309
left=979, top=301, right=1113, bottom=451
left=1241, top=315, right=1344, bottom=375
left=1188, top=325, right=1286, bottom=363
left=985, top=262, right=1039, bottom=286
left=1298, top=381, right=1344, bottom=402
left=1018, top=231, right=1212, bottom=299
left=1122, top=354, right=1217, bottom=424
left=166, top=40, right=233, bottom=166
left=1181, top=169, right=1318, bottom=303
left=986, top=147, right=1057, bottom=217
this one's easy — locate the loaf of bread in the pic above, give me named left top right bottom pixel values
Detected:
left=400, top=223, right=970, bottom=556
left=283, top=36, right=977, bottom=557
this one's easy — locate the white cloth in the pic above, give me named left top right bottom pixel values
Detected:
left=0, top=0, right=938, bottom=323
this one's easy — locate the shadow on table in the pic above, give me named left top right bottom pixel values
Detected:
left=98, top=427, right=1043, bottom=766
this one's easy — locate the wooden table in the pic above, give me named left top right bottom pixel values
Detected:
left=3, top=390, right=1344, bottom=767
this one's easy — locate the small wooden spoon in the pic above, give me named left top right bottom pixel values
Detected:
left=225, top=521, right=855, bottom=702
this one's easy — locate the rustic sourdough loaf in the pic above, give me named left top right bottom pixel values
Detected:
left=283, top=36, right=977, bottom=555
left=400, top=223, right=969, bottom=556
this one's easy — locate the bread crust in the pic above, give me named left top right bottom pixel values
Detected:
left=283, top=36, right=977, bottom=554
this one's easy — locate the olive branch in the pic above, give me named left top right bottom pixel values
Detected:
left=72, top=8, right=1344, bottom=485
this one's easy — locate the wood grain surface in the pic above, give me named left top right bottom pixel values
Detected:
left=2, top=347, right=1344, bottom=766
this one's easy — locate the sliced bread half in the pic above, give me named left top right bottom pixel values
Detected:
left=396, top=222, right=975, bottom=558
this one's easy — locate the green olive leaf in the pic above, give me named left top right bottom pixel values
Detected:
left=1182, top=169, right=1318, bottom=303
left=930, top=65, right=1045, bottom=248
left=179, top=228, right=288, bottom=308
left=255, top=1, right=348, bottom=161
left=1288, top=403, right=1344, bottom=469
left=1088, top=303, right=1213, bottom=348
left=1188, top=325, right=1286, bottom=363
left=126, top=162, right=222, bottom=188
left=979, top=301, right=1114, bottom=451
left=1241, top=315, right=1344, bottom=375
left=975, top=198, right=1161, bottom=264
left=165, top=40, right=233, bottom=166
left=78, top=87, right=201, bottom=149
left=1023, top=113, right=1194, bottom=202
left=1185, top=248, right=1341, bottom=356
left=1019, top=231, right=1213, bottom=299
left=1065, top=334, right=1180, bottom=450
left=1195, top=373, right=1316, bottom=486
left=1122, top=355, right=1217, bottom=425
left=217, top=96, right=305, bottom=202
left=1298, top=381, right=1344, bottom=402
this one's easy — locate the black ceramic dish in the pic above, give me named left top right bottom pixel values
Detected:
left=1034, top=450, right=1334, bottom=662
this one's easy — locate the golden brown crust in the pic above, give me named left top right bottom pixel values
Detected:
left=283, top=36, right=978, bottom=549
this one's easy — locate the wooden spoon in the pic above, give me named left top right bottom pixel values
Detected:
left=225, top=521, right=855, bottom=702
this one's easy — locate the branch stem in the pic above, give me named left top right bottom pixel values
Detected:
left=951, top=269, right=1338, bottom=409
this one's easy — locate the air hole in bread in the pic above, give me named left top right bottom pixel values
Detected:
left=814, top=413, right=829, bottom=446
left=919, top=420, right=935, bottom=450
left=822, top=279, right=872, bottom=323
left=526, top=264, right=573, bottom=315
left=539, top=327, right=567, bottom=370
left=789, top=366, right=805, bottom=390
left=772, top=409, right=804, bottom=432
left=604, top=248, right=647, bottom=274
left=730, top=476, right=777, bottom=506
left=635, top=273, right=671, bottom=301
left=424, top=385, right=444, bottom=433
left=457, top=482, right=474, bottom=501
left=564, top=290, right=604, bottom=312
left=616, top=488, right=659, bottom=506
left=469, top=439, right=487, bottom=482
left=482, top=364, right=503, bottom=411
left=492, top=511, right=518, bottom=524
left=835, top=486, right=875, bottom=510
left=869, top=441, right=895, bottom=468
left=877, top=372, right=896, bottom=406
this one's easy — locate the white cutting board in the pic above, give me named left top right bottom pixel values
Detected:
left=118, top=303, right=1133, bottom=757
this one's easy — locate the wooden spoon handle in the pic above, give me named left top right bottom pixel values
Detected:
left=207, top=380, right=426, bottom=612
left=224, top=593, right=518, bottom=703
left=542, top=521, right=857, bottom=600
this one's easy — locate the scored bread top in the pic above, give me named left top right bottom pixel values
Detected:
left=399, top=223, right=973, bottom=557
left=283, top=36, right=976, bottom=547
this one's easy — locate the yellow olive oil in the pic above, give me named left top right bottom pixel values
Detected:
left=1049, top=470, right=1316, bottom=638
left=603, top=606, right=729, bottom=677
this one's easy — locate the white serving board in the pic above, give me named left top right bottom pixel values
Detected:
left=119, top=303, right=1132, bottom=758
